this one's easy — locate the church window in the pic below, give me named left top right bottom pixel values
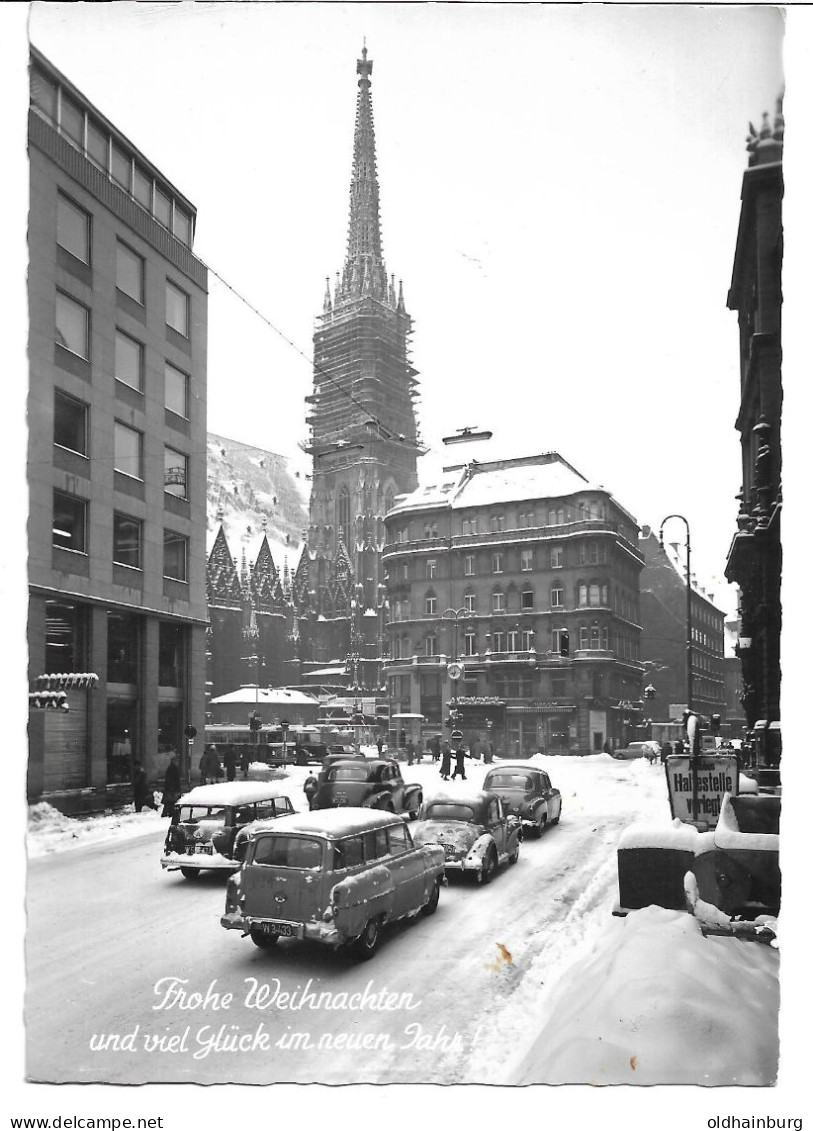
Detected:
left=337, top=486, right=351, bottom=540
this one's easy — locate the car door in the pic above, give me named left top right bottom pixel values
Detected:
left=540, top=773, right=560, bottom=821
left=488, top=798, right=506, bottom=856
left=383, top=823, right=426, bottom=915
left=388, top=765, right=407, bottom=812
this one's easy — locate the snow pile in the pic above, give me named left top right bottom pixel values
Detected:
left=514, top=905, right=779, bottom=1086
left=27, top=800, right=165, bottom=858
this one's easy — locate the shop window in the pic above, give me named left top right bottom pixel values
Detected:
left=107, top=699, right=137, bottom=784
left=107, top=611, right=140, bottom=684
left=45, top=600, right=87, bottom=673
left=159, top=622, right=185, bottom=687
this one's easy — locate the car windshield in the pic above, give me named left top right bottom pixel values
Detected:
left=251, top=835, right=323, bottom=869
left=178, top=805, right=227, bottom=825
left=423, top=803, right=477, bottom=823
left=328, top=765, right=370, bottom=782
left=487, top=773, right=534, bottom=790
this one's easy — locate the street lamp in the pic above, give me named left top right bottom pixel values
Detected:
left=659, top=515, right=693, bottom=712
left=442, top=607, right=470, bottom=728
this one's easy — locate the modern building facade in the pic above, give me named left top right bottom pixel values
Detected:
left=382, top=454, right=646, bottom=757
left=724, top=100, right=783, bottom=764
left=27, top=48, right=208, bottom=807
left=637, top=530, right=726, bottom=725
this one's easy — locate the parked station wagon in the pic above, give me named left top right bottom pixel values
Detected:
left=161, top=783, right=296, bottom=879
left=411, top=792, right=522, bottom=883
left=482, top=764, right=562, bottom=837
left=311, top=758, right=423, bottom=818
left=221, top=808, right=445, bottom=958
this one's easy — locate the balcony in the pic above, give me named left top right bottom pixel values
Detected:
left=383, top=537, right=449, bottom=557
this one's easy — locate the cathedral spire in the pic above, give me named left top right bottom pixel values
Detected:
left=346, top=43, right=385, bottom=282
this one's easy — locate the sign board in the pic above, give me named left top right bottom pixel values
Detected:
left=447, top=662, right=463, bottom=681
left=450, top=729, right=464, bottom=742
left=665, top=754, right=739, bottom=829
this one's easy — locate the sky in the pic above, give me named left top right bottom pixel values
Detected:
left=22, top=2, right=788, bottom=620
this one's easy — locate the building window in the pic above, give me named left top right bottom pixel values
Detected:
left=519, top=510, right=536, bottom=528
left=165, top=362, right=189, bottom=419
left=106, top=699, right=138, bottom=783
left=30, top=68, right=57, bottom=122
left=53, top=389, right=87, bottom=455
left=507, top=630, right=519, bottom=652
left=492, top=551, right=504, bottom=574
left=86, top=119, right=108, bottom=172
left=589, top=583, right=601, bottom=607
left=492, top=589, right=505, bottom=613
left=164, top=446, right=188, bottom=499
left=164, top=530, right=188, bottom=582
left=115, top=329, right=144, bottom=391
left=550, top=545, right=563, bottom=569
left=165, top=280, right=189, bottom=336
left=425, top=634, right=438, bottom=657
left=392, top=636, right=402, bottom=660
left=548, top=507, right=565, bottom=526
left=114, top=421, right=143, bottom=479
left=159, top=622, right=185, bottom=687
left=521, top=548, right=533, bottom=571
left=154, top=188, right=171, bottom=229
left=401, top=634, right=411, bottom=656
left=464, top=592, right=476, bottom=613
left=551, top=674, right=566, bottom=696
left=579, top=626, right=589, bottom=650
left=464, top=554, right=475, bottom=576
left=133, top=164, right=152, bottom=211
left=425, top=592, right=437, bottom=616
left=57, top=193, right=91, bottom=264
left=551, top=628, right=567, bottom=654
left=426, top=558, right=437, bottom=579
left=108, top=612, right=140, bottom=684
left=337, top=485, right=351, bottom=538
left=590, top=625, right=601, bottom=650
left=521, top=589, right=534, bottom=611
left=45, top=600, right=86, bottom=673
left=59, top=94, right=84, bottom=148
left=578, top=583, right=588, bottom=607
left=522, top=629, right=534, bottom=650
left=111, top=144, right=132, bottom=191
left=550, top=584, right=564, bottom=609
left=462, top=516, right=477, bottom=535
left=52, top=490, right=87, bottom=553
left=116, top=241, right=144, bottom=304
left=174, top=208, right=192, bottom=248
left=55, top=291, right=89, bottom=358
left=113, top=513, right=142, bottom=569
left=492, top=630, right=505, bottom=652
left=464, top=630, right=477, bottom=657
left=491, top=513, right=505, bottom=532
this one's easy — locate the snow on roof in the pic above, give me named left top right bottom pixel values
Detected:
left=306, top=666, right=348, bottom=677
left=251, top=807, right=406, bottom=837
left=453, top=460, right=590, bottom=508
left=210, top=686, right=318, bottom=706
left=176, top=782, right=291, bottom=808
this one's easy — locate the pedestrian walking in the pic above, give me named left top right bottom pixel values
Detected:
left=240, top=745, right=251, bottom=779
left=430, top=734, right=441, bottom=763
left=451, top=745, right=469, bottom=781
left=223, top=744, right=237, bottom=782
left=293, top=740, right=308, bottom=766
left=132, top=760, right=158, bottom=812
left=303, top=773, right=319, bottom=810
left=376, top=736, right=384, bottom=756
left=199, top=745, right=221, bottom=784
left=406, top=739, right=416, bottom=766
left=439, top=742, right=452, bottom=781
left=485, top=740, right=495, bottom=765
left=160, top=752, right=181, bottom=817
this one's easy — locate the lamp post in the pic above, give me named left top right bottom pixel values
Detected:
left=659, top=515, right=692, bottom=713
left=442, top=607, right=470, bottom=730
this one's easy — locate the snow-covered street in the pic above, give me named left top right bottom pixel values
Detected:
left=25, top=753, right=779, bottom=1085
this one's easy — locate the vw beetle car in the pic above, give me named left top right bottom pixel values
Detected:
left=161, top=783, right=296, bottom=879
left=411, top=791, right=521, bottom=883
left=311, top=758, right=423, bottom=818
left=482, top=764, right=562, bottom=837
left=221, top=808, right=445, bottom=958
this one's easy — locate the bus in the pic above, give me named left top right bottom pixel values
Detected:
left=204, top=723, right=328, bottom=766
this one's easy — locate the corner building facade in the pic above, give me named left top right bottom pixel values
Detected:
left=27, top=49, right=208, bottom=807
left=383, top=454, right=645, bottom=757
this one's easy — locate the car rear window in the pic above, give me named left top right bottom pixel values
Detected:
left=328, top=765, right=369, bottom=782
left=252, top=835, right=323, bottom=869
left=486, top=773, right=533, bottom=790
left=178, top=806, right=227, bottom=825
left=423, top=803, right=476, bottom=822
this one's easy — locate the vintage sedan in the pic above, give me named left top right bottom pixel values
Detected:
left=411, top=792, right=521, bottom=883
left=311, top=758, right=423, bottom=819
left=161, top=783, right=297, bottom=879
left=221, top=808, right=445, bottom=958
left=482, top=764, right=562, bottom=837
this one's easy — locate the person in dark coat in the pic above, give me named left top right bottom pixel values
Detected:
left=293, top=740, right=308, bottom=767
left=200, top=745, right=221, bottom=784
left=485, top=741, right=495, bottom=765
left=439, top=743, right=452, bottom=781
left=376, top=736, right=384, bottom=756
left=451, top=745, right=469, bottom=781
left=406, top=739, right=416, bottom=766
left=430, top=734, right=441, bottom=763
left=133, top=760, right=158, bottom=812
left=240, top=746, right=251, bottom=779
left=160, top=753, right=181, bottom=817
left=303, top=774, right=319, bottom=810
left=223, top=745, right=238, bottom=782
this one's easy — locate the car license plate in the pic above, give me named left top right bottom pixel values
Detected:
left=195, top=845, right=214, bottom=855
left=260, top=921, right=295, bottom=937
left=441, top=843, right=458, bottom=860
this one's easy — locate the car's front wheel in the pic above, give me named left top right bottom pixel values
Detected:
left=479, top=847, right=497, bottom=884
left=180, top=867, right=200, bottom=880
left=354, top=917, right=382, bottom=960
left=533, top=813, right=547, bottom=838
left=408, top=793, right=423, bottom=820
left=249, top=928, right=279, bottom=950
left=508, top=842, right=520, bottom=865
